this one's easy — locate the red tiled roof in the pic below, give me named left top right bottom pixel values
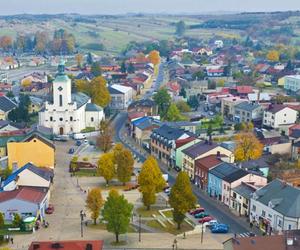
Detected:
left=0, top=186, right=47, bottom=204
left=236, top=86, right=253, bottom=94
left=176, top=137, right=195, bottom=149
left=28, top=240, right=104, bottom=250
left=195, top=155, right=223, bottom=170
left=128, top=112, right=145, bottom=121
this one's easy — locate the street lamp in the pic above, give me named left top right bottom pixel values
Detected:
left=80, top=210, right=86, bottom=237
left=138, top=214, right=141, bottom=242
left=201, top=222, right=204, bottom=244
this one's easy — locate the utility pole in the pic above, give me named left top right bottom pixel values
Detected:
left=138, top=214, right=141, bottom=242
left=201, top=222, right=204, bottom=244
left=80, top=210, right=86, bottom=238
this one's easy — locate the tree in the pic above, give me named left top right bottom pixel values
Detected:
left=97, top=120, right=114, bottom=152
left=75, top=54, right=84, bottom=68
left=91, top=62, right=102, bottom=77
left=138, top=156, right=166, bottom=210
left=34, top=31, right=49, bottom=54
left=187, top=96, right=199, bottom=111
left=176, top=101, right=191, bottom=113
left=179, top=87, right=186, bottom=98
left=90, top=76, right=111, bottom=108
left=175, top=21, right=186, bottom=36
left=12, top=213, right=22, bottom=227
left=113, top=144, right=134, bottom=185
left=267, top=50, right=280, bottom=62
left=8, top=94, right=30, bottom=123
left=0, top=36, right=12, bottom=51
left=207, top=124, right=213, bottom=137
left=234, top=132, right=263, bottom=162
left=120, top=61, right=127, bottom=73
left=102, top=190, right=133, bottom=243
left=153, top=88, right=171, bottom=117
left=169, top=172, right=196, bottom=229
left=21, top=78, right=32, bottom=88
left=165, top=103, right=185, bottom=121
left=148, top=50, right=160, bottom=66
left=97, top=152, right=115, bottom=185
left=70, top=156, right=78, bottom=173
left=127, top=63, right=135, bottom=73
left=87, top=52, right=93, bottom=65
left=86, top=187, right=103, bottom=225
left=192, top=71, right=206, bottom=80
left=0, top=212, right=4, bottom=229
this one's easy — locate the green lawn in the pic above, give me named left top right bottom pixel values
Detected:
left=162, top=210, right=173, bottom=218
left=136, top=207, right=160, bottom=217
left=74, top=169, right=99, bottom=177
left=88, top=222, right=136, bottom=233
left=146, top=219, right=193, bottom=235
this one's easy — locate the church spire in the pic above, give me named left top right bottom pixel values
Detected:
left=57, top=58, right=65, bottom=76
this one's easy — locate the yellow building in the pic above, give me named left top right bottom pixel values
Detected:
left=7, top=133, right=55, bottom=169
left=278, top=77, right=285, bottom=87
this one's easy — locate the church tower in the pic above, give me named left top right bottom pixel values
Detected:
left=52, top=59, right=72, bottom=110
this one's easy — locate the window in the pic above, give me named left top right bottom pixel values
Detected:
left=233, top=192, right=237, bottom=199
left=91, top=117, right=94, bottom=122
left=288, top=225, right=292, bottom=230
left=70, top=116, right=73, bottom=121
left=224, top=184, right=226, bottom=189
left=268, top=214, right=272, bottom=218
left=252, top=205, right=256, bottom=212
left=50, top=116, right=53, bottom=122
left=278, top=219, right=282, bottom=227
left=59, top=118, right=63, bottom=121
left=59, top=95, right=63, bottom=107
left=261, top=210, right=266, bottom=217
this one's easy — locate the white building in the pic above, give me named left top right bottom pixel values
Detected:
left=284, top=75, right=300, bottom=93
left=263, top=105, right=298, bottom=129
left=39, top=61, right=105, bottom=135
left=250, top=179, right=300, bottom=232
left=108, top=84, right=133, bottom=110
left=214, top=40, right=224, bottom=49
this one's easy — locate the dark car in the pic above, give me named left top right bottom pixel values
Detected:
left=190, top=208, right=205, bottom=215
left=76, top=140, right=82, bottom=146
left=68, top=148, right=75, bottom=154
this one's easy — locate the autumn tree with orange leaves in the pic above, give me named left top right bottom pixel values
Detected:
left=148, top=50, right=160, bottom=65
left=234, top=131, right=263, bottom=162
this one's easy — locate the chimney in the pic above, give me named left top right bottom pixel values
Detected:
left=216, top=151, right=221, bottom=159
left=86, top=243, right=93, bottom=250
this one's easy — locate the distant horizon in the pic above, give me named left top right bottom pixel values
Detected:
left=0, top=0, right=299, bottom=15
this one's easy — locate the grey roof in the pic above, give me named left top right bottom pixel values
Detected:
left=128, top=99, right=156, bottom=109
left=164, top=121, right=201, bottom=128
left=241, top=155, right=270, bottom=170
left=233, top=183, right=257, bottom=200
left=150, top=125, right=187, bottom=147
left=85, top=103, right=103, bottom=112
left=222, top=168, right=249, bottom=183
left=209, top=162, right=239, bottom=179
left=290, top=129, right=300, bottom=139
left=254, top=179, right=300, bottom=218
left=136, top=118, right=160, bottom=130
left=27, top=163, right=54, bottom=181
left=0, top=96, right=17, bottom=112
left=55, top=74, right=69, bottom=82
left=182, top=141, right=218, bottom=159
left=71, top=92, right=90, bottom=108
left=235, top=102, right=261, bottom=112
left=108, top=86, right=123, bottom=95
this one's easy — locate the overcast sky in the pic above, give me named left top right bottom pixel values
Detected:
left=0, top=0, right=299, bottom=15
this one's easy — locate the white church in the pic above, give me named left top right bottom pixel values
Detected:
left=39, top=61, right=105, bottom=135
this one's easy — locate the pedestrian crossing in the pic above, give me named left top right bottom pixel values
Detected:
left=238, top=232, right=255, bottom=238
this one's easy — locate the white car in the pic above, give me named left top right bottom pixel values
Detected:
left=207, top=220, right=218, bottom=227
left=84, top=139, right=89, bottom=144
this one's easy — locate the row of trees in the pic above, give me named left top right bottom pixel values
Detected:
left=0, top=29, right=76, bottom=55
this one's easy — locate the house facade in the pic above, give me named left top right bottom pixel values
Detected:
left=284, top=75, right=300, bottom=93
left=221, top=96, right=244, bottom=120
left=175, top=139, right=201, bottom=170
left=108, top=84, right=133, bottom=110
left=234, top=102, right=264, bottom=123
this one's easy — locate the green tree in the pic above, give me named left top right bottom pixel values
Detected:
left=86, top=187, right=103, bottom=225
left=87, top=52, right=93, bottom=65
left=91, top=62, right=102, bottom=77
left=192, top=71, right=206, bottom=80
left=138, top=156, right=166, bottom=210
left=153, top=88, right=171, bottom=117
left=12, top=213, right=22, bottom=227
left=207, top=124, right=213, bottom=137
left=121, top=61, right=127, bottom=73
left=165, top=103, right=185, bottom=121
left=179, top=87, right=186, bottom=98
left=113, top=144, right=134, bottom=185
left=187, top=96, right=199, bottom=111
left=70, top=156, right=78, bottom=173
left=97, top=152, right=115, bottom=185
left=169, top=172, right=196, bottom=229
left=0, top=212, right=4, bottom=229
left=175, top=21, right=186, bottom=36
left=90, top=76, right=111, bottom=108
left=102, top=190, right=133, bottom=243
left=127, top=63, right=135, bottom=73
left=176, top=101, right=191, bottom=113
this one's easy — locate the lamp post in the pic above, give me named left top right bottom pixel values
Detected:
left=80, top=210, right=86, bottom=238
left=138, top=214, right=141, bottom=242
left=201, top=222, right=204, bottom=244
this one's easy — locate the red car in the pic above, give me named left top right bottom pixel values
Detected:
left=190, top=208, right=205, bottom=215
left=198, top=216, right=214, bottom=224
left=45, top=204, right=54, bottom=214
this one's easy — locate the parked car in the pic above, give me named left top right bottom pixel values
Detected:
left=194, top=212, right=210, bottom=219
left=174, top=166, right=181, bottom=172
left=190, top=208, right=205, bottom=215
left=76, top=140, right=82, bottom=146
left=207, top=220, right=218, bottom=228
left=68, top=148, right=75, bottom=154
left=45, top=204, right=54, bottom=214
left=53, top=136, right=68, bottom=142
left=164, top=188, right=171, bottom=195
left=211, top=223, right=229, bottom=233
left=199, top=216, right=214, bottom=224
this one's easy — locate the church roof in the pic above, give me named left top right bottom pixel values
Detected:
left=86, top=103, right=103, bottom=112
left=71, top=92, right=90, bottom=108
left=55, top=75, right=69, bottom=82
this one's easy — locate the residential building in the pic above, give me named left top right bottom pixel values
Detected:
left=29, top=96, right=44, bottom=113
left=108, top=84, right=133, bottom=110
left=1, top=163, right=53, bottom=191
left=7, top=133, right=55, bottom=169
left=182, top=141, right=234, bottom=180
left=234, top=102, right=264, bottom=123
left=185, top=80, right=208, bottom=99
left=39, top=61, right=104, bottom=135
left=0, top=186, right=49, bottom=221
left=221, top=96, right=244, bottom=120
left=150, top=125, right=192, bottom=166
left=231, top=182, right=257, bottom=217
left=250, top=179, right=300, bottom=232
left=284, top=75, right=300, bottom=93
left=128, top=99, right=158, bottom=116
left=223, top=230, right=300, bottom=250
left=194, top=155, right=222, bottom=190
left=0, top=95, right=17, bottom=120
left=29, top=240, right=104, bottom=250
left=164, top=121, right=201, bottom=134
left=263, top=105, right=298, bottom=129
